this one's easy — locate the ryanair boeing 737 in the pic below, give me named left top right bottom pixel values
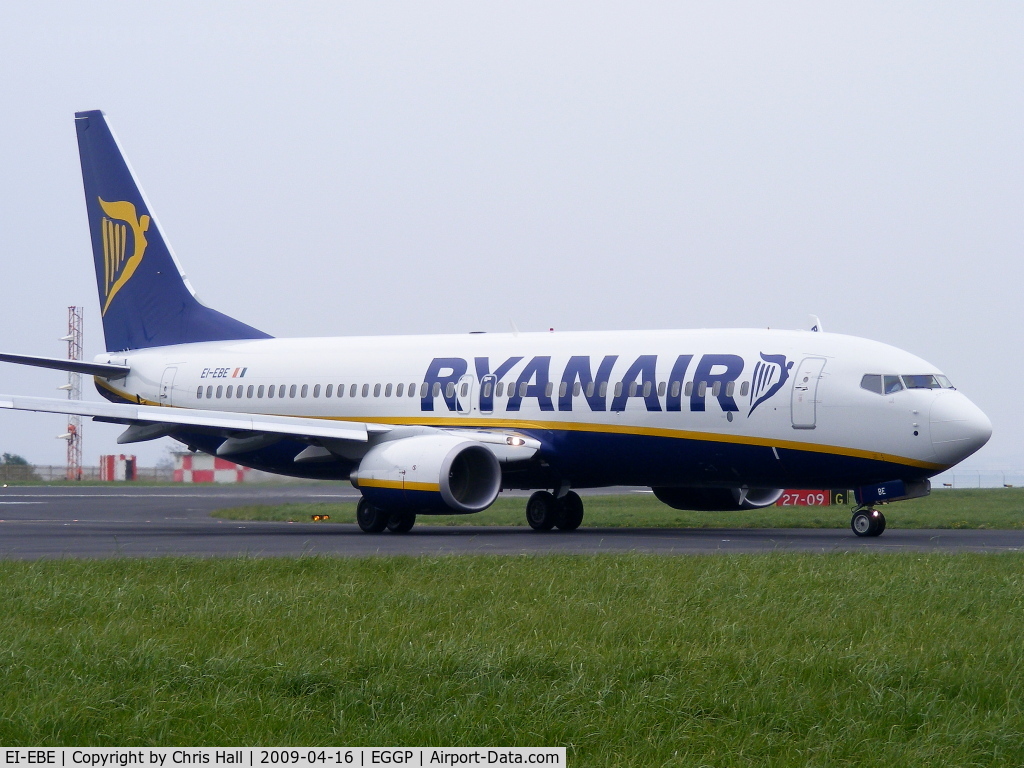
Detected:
left=0, top=111, right=992, bottom=536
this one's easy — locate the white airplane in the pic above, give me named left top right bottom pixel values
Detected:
left=0, top=110, right=992, bottom=536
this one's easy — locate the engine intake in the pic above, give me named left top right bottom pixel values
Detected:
left=652, top=486, right=784, bottom=511
left=354, top=435, right=501, bottom=514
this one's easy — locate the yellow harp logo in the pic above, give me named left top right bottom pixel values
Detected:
left=99, top=198, right=150, bottom=316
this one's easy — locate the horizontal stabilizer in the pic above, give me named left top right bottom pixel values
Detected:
left=0, top=353, right=129, bottom=378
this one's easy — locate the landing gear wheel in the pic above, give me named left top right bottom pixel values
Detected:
left=356, top=497, right=388, bottom=533
left=526, top=491, right=558, bottom=531
left=555, top=491, right=585, bottom=531
left=851, top=509, right=885, bottom=537
left=387, top=512, right=416, bottom=534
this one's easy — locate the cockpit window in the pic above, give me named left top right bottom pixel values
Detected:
left=883, top=375, right=903, bottom=394
left=903, top=374, right=955, bottom=390
left=863, top=372, right=955, bottom=395
left=860, top=374, right=882, bottom=394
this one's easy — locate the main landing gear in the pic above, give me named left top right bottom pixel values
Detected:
left=526, top=490, right=585, bottom=532
left=851, top=507, right=886, bottom=537
left=356, top=498, right=416, bottom=534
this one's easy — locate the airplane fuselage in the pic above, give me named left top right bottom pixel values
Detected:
left=94, top=327, right=989, bottom=491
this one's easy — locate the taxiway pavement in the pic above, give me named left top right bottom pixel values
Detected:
left=0, top=485, right=1021, bottom=559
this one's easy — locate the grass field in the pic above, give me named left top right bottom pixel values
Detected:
left=214, top=487, right=1024, bottom=530
left=0, top=554, right=1022, bottom=764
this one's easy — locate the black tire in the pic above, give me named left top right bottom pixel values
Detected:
left=852, top=509, right=886, bottom=537
left=526, top=491, right=557, bottom=531
left=387, top=512, right=416, bottom=534
left=555, top=491, right=584, bottom=531
left=356, top=497, right=388, bottom=533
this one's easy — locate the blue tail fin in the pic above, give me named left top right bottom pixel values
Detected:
left=75, top=110, right=271, bottom=352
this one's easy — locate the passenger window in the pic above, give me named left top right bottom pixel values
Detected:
left=726, top=381, right=734, bottom=397
left=712, top=381, right=721, bottom=397
left=301, top=384, right=308, bottom=398
left=445, top=382, right=455, bottom=398
left=670, top=381, right=680, bottom=398
left=278, top=385, right=286, bottom=398
left=628, top=382, right=637, bottom=397
left=658, top=381, right=666, bottom=397
left=559, top=382, right=568, bottom=398
left=432, top=382, right=441, bottom=397
left=409, top=383, right=417, bottom=397
left=206, top=385, right=213, bottom=398
left=225, top=386, right=232, bottom=399
left=216, top=385, right=223, bottom=398
left=374, top=383, right=381, bottom=397
left=258, top=385, right=265, bottom=398
left=350, top=384, right=357, bottom=398
left=599, top=382, right=607, bottom=398
left=236, top=385, right=243, bottom=398
left=740, top=381, right=749, bottom=397
left=197, top=386, right=203, bottom=399
left=860, top=374, right=883, bottom=394
left=496, top=382, right=504, bottom=397
left=461, top=382, right=469, bottom=397
left=385, top=383, right=392, bottom=397
left=584, top=382, right=593, bottom=398
left=545, top=382, right=553, bottom=398
left=396, top=383, right=403, bottom=397
left=883, top=375, right=903, bottom=394
left=267, top=385, right=274, bottom=399
left=289, top=384, right=297, bottom=398
left=247, top=385, right=254, bottom=398
left=614, top=382, right=623, bottom=397
left=313, top=384, right=320, bottom=398
left=482, top=382, right=492, bottom=398
left=697, top=382, right=707, bottom=397
left=519, top=382, right=528, bottom=397
left=362, top=384, right=370, bottom=397
left=684, top=382, right=693, bottom=396
left=421, top=382, right=430, bottom=398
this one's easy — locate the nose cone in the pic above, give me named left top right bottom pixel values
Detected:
left=930, top=392, right=992, bottom=466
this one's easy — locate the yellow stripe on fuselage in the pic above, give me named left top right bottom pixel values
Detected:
left=93, top=378, right=946, bottom=471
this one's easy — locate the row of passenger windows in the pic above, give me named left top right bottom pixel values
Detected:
left=196, top=379, right=754, bottom=401
left=198, top=382, right=427, bottom=400
left=860, top=373, right=954, bottom=396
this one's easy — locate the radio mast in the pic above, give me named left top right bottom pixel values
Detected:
left=62, top=306, right=83, bottom=481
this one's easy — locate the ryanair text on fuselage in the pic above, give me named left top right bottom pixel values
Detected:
left=420, top=353, right=791, bottom=415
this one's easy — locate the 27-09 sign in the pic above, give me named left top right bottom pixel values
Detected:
left=776, top=490, right=852, bottom=506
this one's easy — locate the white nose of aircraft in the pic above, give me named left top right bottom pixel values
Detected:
left=930, top=391, right=992, bottom=466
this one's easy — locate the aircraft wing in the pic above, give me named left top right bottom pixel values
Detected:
left=0, top=394, right=541, bottom=462
left=0, top=394, right=376, bottom=444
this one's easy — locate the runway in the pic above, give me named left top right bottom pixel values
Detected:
left=0, top=485, right=1022, bottom=559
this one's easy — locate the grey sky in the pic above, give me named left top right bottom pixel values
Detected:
left=0, top=2, right=1021, bottom=471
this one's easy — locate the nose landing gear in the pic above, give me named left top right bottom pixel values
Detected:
left=851, top=507, right=886, bottom=537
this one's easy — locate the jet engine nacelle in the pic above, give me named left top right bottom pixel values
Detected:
left=652, top=486, right=784, bottom=511
left=353, top=434, right=501, bottom=514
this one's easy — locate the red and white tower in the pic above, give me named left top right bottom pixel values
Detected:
left=62, top=306, right=83, bottom=481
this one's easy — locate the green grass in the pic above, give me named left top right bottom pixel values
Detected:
left=0, top=554, right=1023, bottom=765
left=214, top=488, right=1024, bottom=530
